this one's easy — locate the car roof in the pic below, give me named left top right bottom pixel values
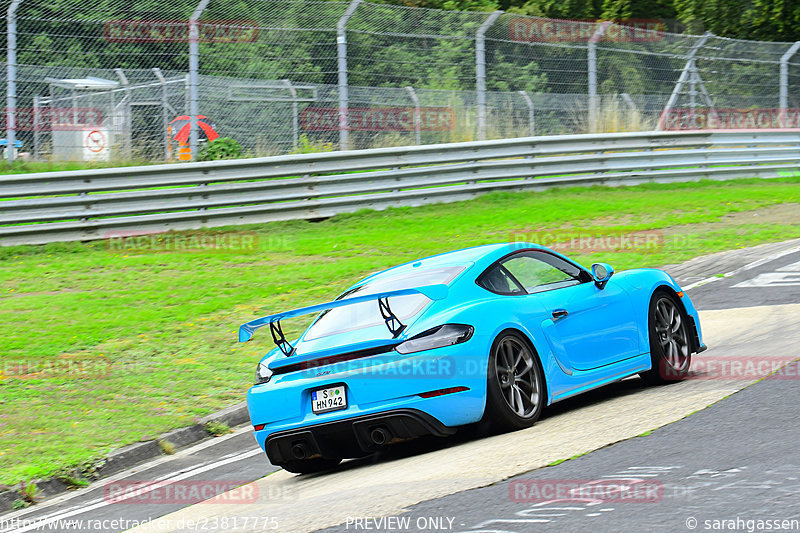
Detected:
left=354, top=242, right=548, bottom=287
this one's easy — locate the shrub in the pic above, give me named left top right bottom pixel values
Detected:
left=197, top=137, right=243, bottom=161
left=205, top=421, right=232, bottom=437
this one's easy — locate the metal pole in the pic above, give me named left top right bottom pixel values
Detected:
left=184, top=74, right=190, bottom=115
left=153, top=68, right=170, bottom=161
left=114, top=68, right=131, bottom=159
left=405, top=86, right=421, bottom=145
left=620, top=92, right=637, bottom=112
left=780, top=42, right=800, bottom=111
left=6, top=0, right=22, bottom=164
left=282, top=79, right=299, bottom=150
left=688, top=65, right=698, bottom=109
left=587, top=21, right=611, bottom=133
left=337, top=0, right=361, bottom=151
left=32, top=94, right=39, bottom=159
left=518, top=90, right=534, bottom=136
left=190, top=0, right=210, bottom=160
left=476, top=10, right=502, bottom=141
left=663, top=32, right=712, bottom=116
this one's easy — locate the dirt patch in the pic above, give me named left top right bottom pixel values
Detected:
left=662, top=203, right=800, bottom=236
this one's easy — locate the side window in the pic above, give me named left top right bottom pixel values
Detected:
left=476, top=264, right=525, bottom=295
left=478, top=251, right=587, bottom=295
left=502, top=252, right=584, bottom=294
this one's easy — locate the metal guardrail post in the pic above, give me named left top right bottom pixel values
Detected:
left=518, top=91, right=534, bottom=136
left=337, top=0, right=362, bottom=151
left=587, top=21, right=611, bottom=133
left=6, top=0, right=22, bottom=165
left=476, top=11, right=503, bottom=141
left=780, top=42, right=800, bottom=112
left=405, top=86, right=421, bottom=145
left=189, top=0, right=210, bottom=161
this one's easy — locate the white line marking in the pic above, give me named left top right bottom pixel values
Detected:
left=1, top=448, right=263, bottom=533
left=4, top=425, right=255, bottom=522
left=0, top=432, right=261, bottom=533
left=778, top=260, right=800, bottom=272
left=683, top=245, right=800, bottom=291
left=733, top=272, right=800, bottom=287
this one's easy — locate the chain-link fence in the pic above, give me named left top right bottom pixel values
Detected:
left=3, top=0, right=800, bottom=163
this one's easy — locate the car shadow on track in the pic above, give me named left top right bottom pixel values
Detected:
left=292, top=375, right=673, bottom=478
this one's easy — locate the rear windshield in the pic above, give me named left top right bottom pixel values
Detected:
left=303, top=266, right=465, bottom=341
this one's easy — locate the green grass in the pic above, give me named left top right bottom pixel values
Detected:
left=2, top=176, right=800, bottom=485
left=0, top=159, right=155, bottom=175
left=547, top=450, right=590, bottom=467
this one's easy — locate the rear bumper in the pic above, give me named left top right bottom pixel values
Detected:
left=264, top=408, right=455, bottom=463
left=247, top=338, right=491, bottom=460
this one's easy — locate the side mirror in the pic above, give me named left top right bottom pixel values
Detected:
left=591, top=263, right=614, bottom=289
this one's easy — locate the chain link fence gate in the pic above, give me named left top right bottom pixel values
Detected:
left=4, top=0, right=800, bottom=163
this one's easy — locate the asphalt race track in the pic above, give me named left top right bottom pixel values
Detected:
left=3, top=240, right=800, bottom=533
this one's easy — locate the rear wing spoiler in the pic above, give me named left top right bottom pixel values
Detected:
left=238, top=284, right=449, bottom=355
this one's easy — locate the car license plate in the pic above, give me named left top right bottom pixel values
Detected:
left=311, top=385, right=347, bottom=414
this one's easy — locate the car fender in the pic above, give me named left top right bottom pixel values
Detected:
left=612, top=268, right=703, bottom=351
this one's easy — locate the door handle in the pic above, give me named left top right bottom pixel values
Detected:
left=552, top=308, right=568, bottom=319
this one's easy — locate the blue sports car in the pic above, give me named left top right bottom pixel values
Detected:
left=242, top=243, right=705, bottom=474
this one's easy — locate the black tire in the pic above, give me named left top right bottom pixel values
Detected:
left=279, top=457, right=342, bottom=475
left=482, top=331, right=546, bottom=433
left=640, top=290, right=692, bottom=384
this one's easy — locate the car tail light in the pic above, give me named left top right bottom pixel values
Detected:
left=395, top=324, right=474, bottom=354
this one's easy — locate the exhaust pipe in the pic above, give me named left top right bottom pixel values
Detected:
left=291, top=442, right=309, bottom=460
left=370, top=427, right=390, bottom=446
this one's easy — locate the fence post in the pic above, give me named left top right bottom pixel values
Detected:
left=282, top=79, right=299, bottom=151
left=32, top=95, right=39, bottom=159
left=405, top=86, right=421, bottom=145
left=153, top=68, right=170, bottom=161
left=518, top=90, right=534, bottom=136
left=476, top=10, right=502, bottom=141
left=780, top=42, right=800, bottom=112
left=189, top=0, right=210, bottom=160
left=337, top=0, right=362, bottom=151
left=6, top=0, right=22, bottom=164
left=114, top=68, right=132, bottom=160
left=587, top=21, right=610, bottom=133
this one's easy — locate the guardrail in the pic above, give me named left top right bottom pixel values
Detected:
left=2, top=130, right=799, bottom=246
